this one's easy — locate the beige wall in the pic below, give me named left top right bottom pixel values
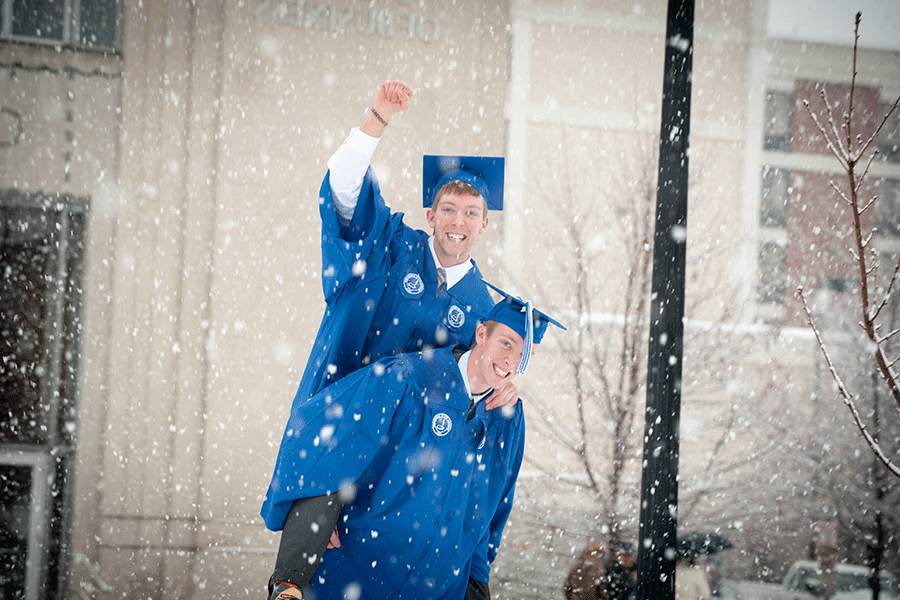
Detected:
left=4, top=1, right=511, bottom=597
left=1, top=0, right=511, bottom=598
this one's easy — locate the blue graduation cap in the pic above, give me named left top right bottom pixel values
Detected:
left=482, top=280, right=566, bottom=375
left=422, top=155, right=505, bottom=210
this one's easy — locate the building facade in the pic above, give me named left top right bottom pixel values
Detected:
left=1, top=0, right=898, bottom=598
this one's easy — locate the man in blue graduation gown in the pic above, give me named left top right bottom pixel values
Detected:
left=299, top=79, right=517, bottom=409
left=261, top=287, right=565, bottom=600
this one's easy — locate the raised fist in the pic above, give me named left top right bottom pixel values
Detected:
left=373, top=80, right=413, bottom=122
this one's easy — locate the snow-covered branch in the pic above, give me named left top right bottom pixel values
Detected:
left=798, top=287, right=900, bottom=479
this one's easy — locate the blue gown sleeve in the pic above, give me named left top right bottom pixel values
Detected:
left=319, top=168, right=400, bottom=303
left=468, top=415, right=526, bottom=584
left=260, top=359, right=414, bottom=531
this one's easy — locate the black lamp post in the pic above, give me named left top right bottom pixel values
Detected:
left=636, top=0, right=694, bottom=598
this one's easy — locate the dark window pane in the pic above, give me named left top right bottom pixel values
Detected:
left=876, top=178, right=900, bottom=238
left=764, top=90, right=793, bottom=152
left=761, top=166, right=789, bottom=227
left=827, top=277, right=852, bottom=293
left=0, top=464, right=31, bottom=600
left=758, top=241, right=787, bottom=304
left=80, top=0, right=118, bottom=48
left=879, top=101, right=900, bottom=163
left=0, top=208, right=52, bottom=445
left=12, top=0, right=64, bottom=40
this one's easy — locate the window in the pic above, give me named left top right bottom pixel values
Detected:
left=761, top=166, right=790, bottom=227
left=826, top=277, right=852, bottom=293
left=758, top=240, right=787, bottom=304
left=876, top=177, right=900, bottom=237
left=757, top=83, right=900, bottom=324
left=764, top=90, right=793, bottom=152
left=0, top=0, right=119, bottom=50
left=879, top=100, right=900, bottom=163
left=0, top=463, right=31, bottom=597
left=0, top=454, right=51, bottom=600
left=0, top=190, right=88, bottom=600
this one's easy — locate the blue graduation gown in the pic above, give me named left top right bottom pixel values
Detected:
left=296, top=168, right=495, bottom=401
left=260, top=347, right=525, bottom=600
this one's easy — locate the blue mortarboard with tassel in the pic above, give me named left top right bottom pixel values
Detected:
left=482, top=280, right=566, bottom=375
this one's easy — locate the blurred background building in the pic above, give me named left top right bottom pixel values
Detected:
left=1, top=0, right=898, bottom=598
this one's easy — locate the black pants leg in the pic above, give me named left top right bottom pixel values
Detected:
left=268, top=494, right=343, bottom=599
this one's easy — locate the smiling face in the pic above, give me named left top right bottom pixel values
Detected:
left=425, top=190, right=489, bottom=267
left=467, top=321, right=525, bottom=394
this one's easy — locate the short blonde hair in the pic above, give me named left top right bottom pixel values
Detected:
left=473, top=320, right=500, bottom=348
left=431, top=180, right=487, bottom=215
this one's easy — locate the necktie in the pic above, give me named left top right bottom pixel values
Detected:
left=468, top=390, right=492, bottom=422
left=436, top=267, right=447, bottom=294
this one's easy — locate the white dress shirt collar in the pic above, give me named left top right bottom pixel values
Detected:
left=456, top=350, right=492, bottom=406
left=428, top=237, right=473, bottom=290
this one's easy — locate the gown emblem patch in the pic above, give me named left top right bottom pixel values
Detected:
left=402, top=273, right=425, bottom=296
left=447, top=304, right=466, bottom=329
left=432, top=412, right=453, bottom=437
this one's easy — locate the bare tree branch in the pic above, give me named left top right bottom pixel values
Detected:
left=798, top=286, right=900, bottom=478
left=799, top=14, right=900, bottom=470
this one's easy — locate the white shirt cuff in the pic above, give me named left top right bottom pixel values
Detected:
left=327, top=128, right=381, bottom=225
